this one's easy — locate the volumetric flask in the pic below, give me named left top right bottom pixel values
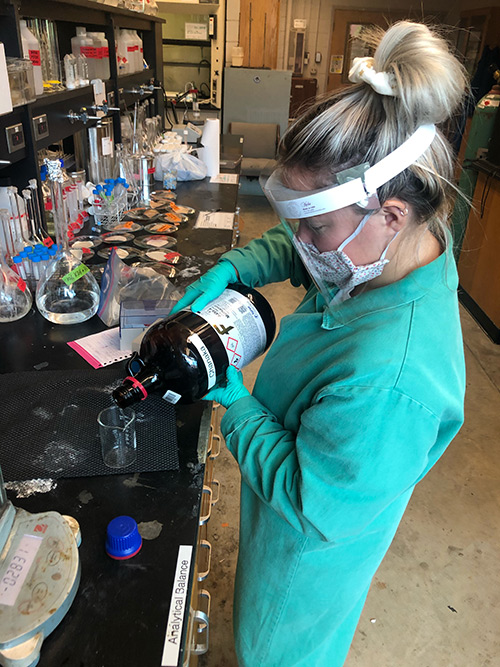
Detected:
left=98, top=406, right=136, bottom=469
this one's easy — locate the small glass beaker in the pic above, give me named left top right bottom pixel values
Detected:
left=98, top=406, right=136, bottom=469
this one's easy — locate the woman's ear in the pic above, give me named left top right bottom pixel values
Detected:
left=380, top=199, right=409, bottom=232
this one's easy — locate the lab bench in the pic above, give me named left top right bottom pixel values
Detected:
left=0, top=171, right=239, bottom=666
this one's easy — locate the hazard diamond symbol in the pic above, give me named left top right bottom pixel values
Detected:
left=226, top=337, right=238, bottom=353
left=231, top=352, right=242, bottom=367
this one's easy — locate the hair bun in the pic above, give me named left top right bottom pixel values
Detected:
left=371, top=21, right=467, bottom=126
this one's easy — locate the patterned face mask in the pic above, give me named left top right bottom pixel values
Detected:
left=293, top=213, right=398, bottom=304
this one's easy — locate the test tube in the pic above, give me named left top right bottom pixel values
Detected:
left=12, top=255, right=27, bottom=280
left=28, top=180, right=47, bottom=242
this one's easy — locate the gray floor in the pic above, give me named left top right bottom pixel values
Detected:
left=199, top=192, right=500, bottom=667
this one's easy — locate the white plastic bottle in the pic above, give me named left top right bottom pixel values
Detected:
left=116, top=30, right=132, bottom=75
left=98, top=32, right=110, bottom=79
left=88, top=32, right=104, bottom=79
left=19, top=20, right=43, bottom=96
left=71, top=27, right=95, bottom=81
left=126, top=30, right=139, bottom=72
left=132, top=30, right=144, bottom=71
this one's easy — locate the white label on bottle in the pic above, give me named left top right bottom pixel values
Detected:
left=162, top=389, right=181, bottom=404
left=197, top=289, right=268, bottom=370
left=187, top=332, right=217, bottom=389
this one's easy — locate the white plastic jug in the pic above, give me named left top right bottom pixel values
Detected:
left=19, top=20, right=43, bottom=95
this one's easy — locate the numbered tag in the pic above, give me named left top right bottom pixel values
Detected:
left=62, top=263, right=90, bottom=285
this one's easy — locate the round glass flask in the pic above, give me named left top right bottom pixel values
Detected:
left=36, top=159, right=100, bottom=324
left=0, top=208, right=33, bottom=322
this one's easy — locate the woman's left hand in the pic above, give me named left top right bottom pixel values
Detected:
left=204, top=365, right=250, bottom=408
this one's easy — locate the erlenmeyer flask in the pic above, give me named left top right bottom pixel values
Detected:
left=0, top=209, right=33, bottom=322
left=36, top=159, right=100, bottom=324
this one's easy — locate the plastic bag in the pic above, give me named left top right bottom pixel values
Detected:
left=154, top=150, right=207, bottom=182
left=97, top=248, right=184, bottom=327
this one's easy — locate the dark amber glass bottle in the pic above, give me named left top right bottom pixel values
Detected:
left=112, top=284, right=276, bottom=407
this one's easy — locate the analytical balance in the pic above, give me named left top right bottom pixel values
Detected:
left=0, top=468, right=81, bottom=667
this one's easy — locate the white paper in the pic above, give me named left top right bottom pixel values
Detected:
left=68, top=327, right=132, bottom=368
left=185, top=22, right=208, bottom=40
left=194, top=211, right=235, bottom=230
left=147, top=238, right=170, bottom=248
left=210, top=173, right=239, bottom=184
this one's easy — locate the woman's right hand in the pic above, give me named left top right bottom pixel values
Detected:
left=170, top=260, right=239, bottom=314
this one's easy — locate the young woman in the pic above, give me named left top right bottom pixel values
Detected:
left=172, top=21, right=467, bottom=666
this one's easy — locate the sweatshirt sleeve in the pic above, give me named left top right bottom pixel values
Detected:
left=220, top=386, right=441, bottom=542
left=221, top=224, right=311, bottom=289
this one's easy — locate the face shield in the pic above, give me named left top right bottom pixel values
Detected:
left=260, top=124, right=437, bottom=306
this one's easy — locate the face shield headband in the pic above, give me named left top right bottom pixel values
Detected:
left=260, top=124, right=436, bottom=218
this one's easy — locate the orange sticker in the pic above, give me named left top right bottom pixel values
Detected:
left=164, top=212, right=181, bottom=223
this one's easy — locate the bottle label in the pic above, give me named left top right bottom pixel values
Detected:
left=197, top=289, right=268, bottom=370
left=162, top=389, right=182, bottom=404
left=28, top=49, right=41, bottom=67
left=80, top=46, right=96, bottom=58
left=187, top=332, right=217, bottom=389
left=102, top=47, right=109, bottom=58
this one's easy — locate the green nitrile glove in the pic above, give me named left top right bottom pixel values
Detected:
left=170, top=260, right=239, bottom=314
left=204, top=365, right=250, bottom=408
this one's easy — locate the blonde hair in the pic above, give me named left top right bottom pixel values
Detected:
left=279, top=21, right=469, bottom=249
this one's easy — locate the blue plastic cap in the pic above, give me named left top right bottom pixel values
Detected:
left=13, top=256, right=22, bottom=263
left=105, top=516, right=142, bottom=560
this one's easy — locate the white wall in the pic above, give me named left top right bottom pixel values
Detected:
left=226, top=0, right=241, bottom=66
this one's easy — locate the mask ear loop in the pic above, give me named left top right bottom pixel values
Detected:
left=337, top=212, right=400, bottom=261
left=337, top=213, right=373, bottom=252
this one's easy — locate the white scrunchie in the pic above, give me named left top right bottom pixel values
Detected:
left=348, top=57, right=397, bottom=97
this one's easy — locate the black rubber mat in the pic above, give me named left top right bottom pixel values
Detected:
left=0, top=368, right=179, bottom=482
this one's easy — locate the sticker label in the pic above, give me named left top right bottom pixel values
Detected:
left=162, top=545, right=193, bottom=666
left=188, top=332, right=217, bottom=389
left=80, top=46, right=96, bottom=58
left=198, top=289, right=267, bottom=369
left=162, top=389, right=181, bottom=404
left=62, top=263, right=90, bottom=285
left=28, top=49, right=41, bottom=66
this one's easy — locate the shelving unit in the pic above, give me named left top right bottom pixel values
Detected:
left=0, top=0, right=165, bottom=204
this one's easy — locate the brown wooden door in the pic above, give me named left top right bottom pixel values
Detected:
left=239, top=0, right=280, bottom=69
